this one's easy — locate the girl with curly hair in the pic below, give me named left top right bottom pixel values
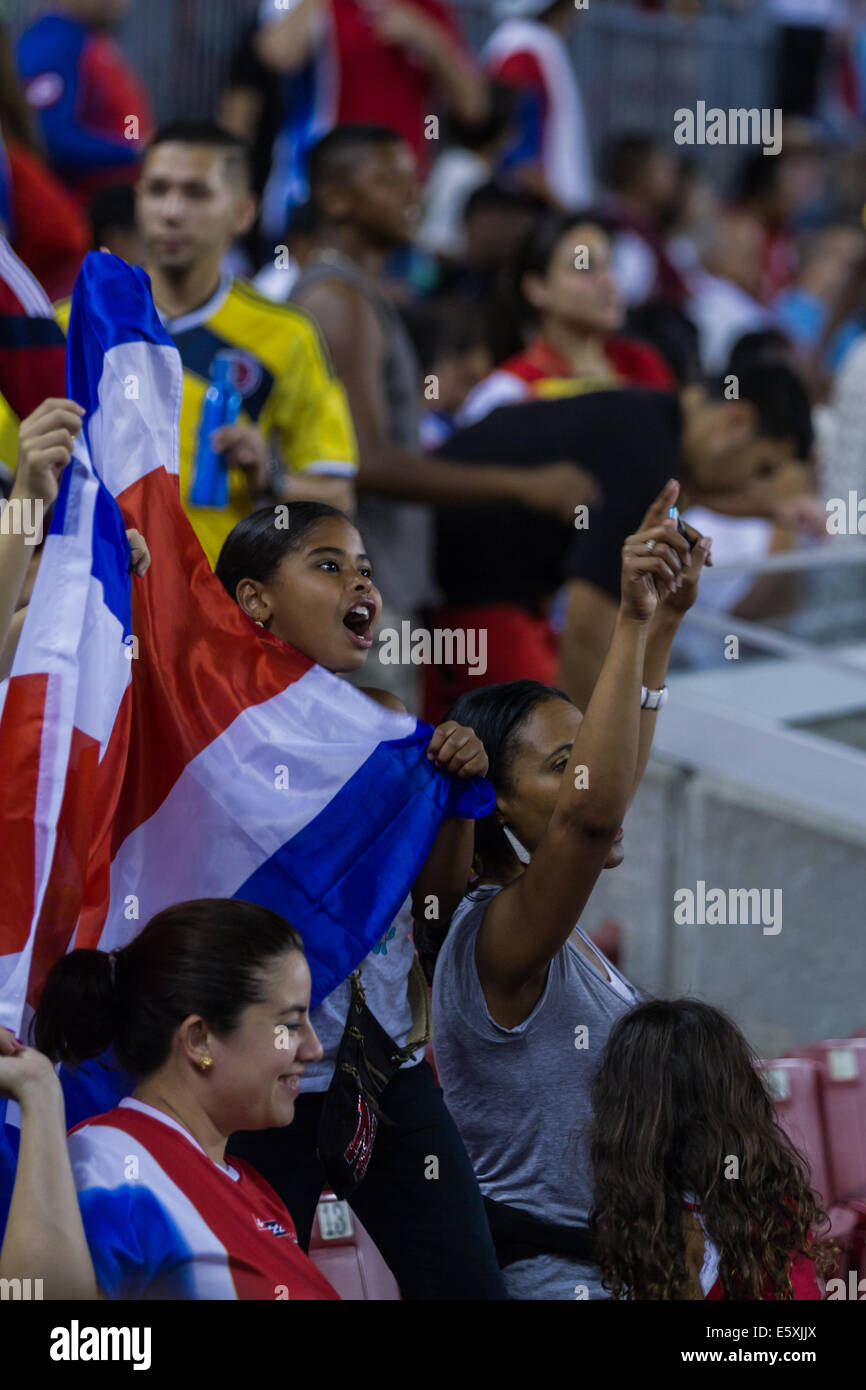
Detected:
left=589, top=998, right=837, bottom=1300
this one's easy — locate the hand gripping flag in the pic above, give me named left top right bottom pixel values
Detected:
left=0, top=253, right=494, bottom=1204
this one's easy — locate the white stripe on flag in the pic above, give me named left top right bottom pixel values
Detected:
left=90, top=340, right=183, bottom=496
left=102, top=666, right=415, bottom=947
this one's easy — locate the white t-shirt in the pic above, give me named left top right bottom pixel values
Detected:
left=299, top=896, right=424, bottom=1093
left=686, top=271, right=774, bottom=377
left=417, top=149, right=489, bottom=259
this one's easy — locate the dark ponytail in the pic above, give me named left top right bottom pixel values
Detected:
left=34, top=899, right=305, bottom=1074
left=215, top=501, right=348, bottom=605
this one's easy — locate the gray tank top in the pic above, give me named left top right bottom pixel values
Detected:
left=432, top=883, right=640, bottom=1230
left=291, top=253, right=436, bottom=613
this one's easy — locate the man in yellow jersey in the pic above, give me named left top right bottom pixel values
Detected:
left=47, top=119, right=356, bottom=567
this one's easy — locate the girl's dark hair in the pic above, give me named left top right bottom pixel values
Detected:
left=448, top=680, right=571, bottom=878
left=214, top=501, right=347, bottom=602
left=589, top=998, right=837, bottom=1300
left=490, top=208, right=616, bottom=363
left=33, top=899, right=305, bottom=1075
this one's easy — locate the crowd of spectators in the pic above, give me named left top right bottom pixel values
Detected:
left=0, top=0, right=863, bottom=1306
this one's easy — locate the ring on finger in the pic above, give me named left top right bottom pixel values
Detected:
left=645, top=539, right=657, bottom=552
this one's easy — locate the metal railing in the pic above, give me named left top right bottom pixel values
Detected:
left=686, top=538, right=866, bottom=654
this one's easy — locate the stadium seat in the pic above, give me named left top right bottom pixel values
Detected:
left=308, top=1191, right=401, bottom=1300
left=758, top=1058, right=859, bottom=1262
left=760, top=1058, right=834, bottom=1206
left=795, top=1039, right=866, bottom=1202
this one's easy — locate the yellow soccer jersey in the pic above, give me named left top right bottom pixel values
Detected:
left=54, top=275, right=358, bottom=566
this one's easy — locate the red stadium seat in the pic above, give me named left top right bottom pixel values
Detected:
left=795, top=1039, right=866, bottom=1202
left=308, top=1191, right=401, bottom=1300
left=758, top=1058, right=859, bottom=1263
left=760, top=1058, right=834, bottom=1205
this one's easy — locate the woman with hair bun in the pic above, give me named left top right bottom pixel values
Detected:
left=0, top=898, right=338, bottom=1300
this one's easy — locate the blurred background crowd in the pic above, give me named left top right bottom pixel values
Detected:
left=4, top=0, right=866, bottom=686
left=2, top=0, right=866, bottom=1307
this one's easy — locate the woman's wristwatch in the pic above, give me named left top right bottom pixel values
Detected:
left=640, top=685, right=669, bottom=710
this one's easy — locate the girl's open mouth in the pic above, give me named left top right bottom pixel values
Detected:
left=342, top=601, right=376, bottom=650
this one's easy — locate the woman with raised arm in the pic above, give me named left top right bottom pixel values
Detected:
left=432, top=478, right=712, bottom=1300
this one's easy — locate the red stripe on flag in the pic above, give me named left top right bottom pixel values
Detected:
left=26, top=723, right=102, bottom=1009
left=75, top=683, right=133, bottom=949
left=0, top=672, right=47, bottom=955
left=111, top=469, right=313, bottom=849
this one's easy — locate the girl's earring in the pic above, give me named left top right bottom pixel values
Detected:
left=502, top=824, right=531, bottom=865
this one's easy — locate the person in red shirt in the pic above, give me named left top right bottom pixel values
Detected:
left=590, top=998, right=837, bottom=1301
left=253, top=0, right=486, bottom=210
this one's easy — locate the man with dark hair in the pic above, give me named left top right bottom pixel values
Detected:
left=53, top=118, right=358, bottom=565
left=600, top=132, right=688, bottom=309
left=291, top=123, right=592, bottom=706
left=437, top=361, right=819, bottom=708
left=734, top=128, right=825, bottom=305
left=88, top=182, right=142, bottom=262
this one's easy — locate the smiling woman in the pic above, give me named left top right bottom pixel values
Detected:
left=4, top=898, right=339, bottom=1301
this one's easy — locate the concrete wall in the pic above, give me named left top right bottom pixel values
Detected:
left=581, top=758, right=866, bottom=1058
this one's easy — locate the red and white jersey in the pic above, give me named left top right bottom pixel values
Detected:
left=457, top=336, right=675, bottom=427
left=68, top=1098, right=339, bottom=1301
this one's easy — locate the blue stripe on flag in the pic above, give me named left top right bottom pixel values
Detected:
left=91, top=483, right=132, bottom=638
left=236, top=721, right=495, bottom=1009
left=46, top=459, right=131, bottom=637
left=48, top=449, right=75, bottom=536
left=65, top=252, right=175, bottom=450
left=0, top=1098, right=19, bottom=1241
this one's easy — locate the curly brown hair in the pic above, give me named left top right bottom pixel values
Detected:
left=589, top=999, right=837, bottom=1300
